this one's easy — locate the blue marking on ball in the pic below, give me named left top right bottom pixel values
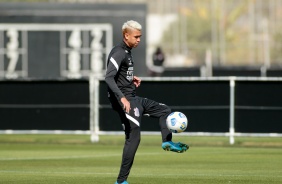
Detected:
left=171, top=118, right=177, bottom=126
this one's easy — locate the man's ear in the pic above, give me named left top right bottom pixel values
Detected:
left=124, top=32, right=129, bottom=40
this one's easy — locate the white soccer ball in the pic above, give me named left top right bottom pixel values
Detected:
left=166, top=111, right=188, bottom=133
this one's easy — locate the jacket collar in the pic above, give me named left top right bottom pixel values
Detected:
left=120, top=41, right=132, bottom=52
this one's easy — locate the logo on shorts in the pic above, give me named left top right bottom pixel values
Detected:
left=134, top=107, right=140, bottom=117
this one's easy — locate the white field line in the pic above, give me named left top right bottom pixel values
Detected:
left=0, top=152, right=159, bottom=161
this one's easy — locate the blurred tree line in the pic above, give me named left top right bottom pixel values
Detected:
left=162, top=0, right=282, bottom=67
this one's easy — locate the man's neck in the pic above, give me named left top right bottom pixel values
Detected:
left=123, top=39, right=132, bottom=49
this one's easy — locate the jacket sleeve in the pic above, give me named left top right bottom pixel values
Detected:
left=105, top=50, right=125, bottom=100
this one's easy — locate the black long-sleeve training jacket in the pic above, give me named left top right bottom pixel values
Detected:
left=105, top=41, right=136, bottom=101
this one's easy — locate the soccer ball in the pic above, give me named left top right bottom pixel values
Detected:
left=166, top=111, right=188, bottom=133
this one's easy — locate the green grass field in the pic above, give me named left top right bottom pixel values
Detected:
left=0, top=134, right=282, bottom=184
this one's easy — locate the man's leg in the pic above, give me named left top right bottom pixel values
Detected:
left=115, top=101, right=141, bottom=183
left=117, top=125, right=140, bottom=183
left=139, top=97, right=189, bottom=153
left=138, top=97, right=172, bottom=142
left=158, top=111, right=172, bottom=142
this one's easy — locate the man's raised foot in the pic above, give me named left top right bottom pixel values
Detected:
left=162, top=141, right=189, bottom=153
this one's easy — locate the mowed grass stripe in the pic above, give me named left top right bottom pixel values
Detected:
left=0, top=169, right=281, bottom=178
left=0, top=135, right=282, bottom=184
left=0, top=170, right=116, bottom=175
left=0, top=153, right=160, bottom=161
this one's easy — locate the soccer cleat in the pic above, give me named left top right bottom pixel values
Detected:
left=176, top=142, right=189, bottom=152
left=162, top=141, right=185, bottom=153
left=115, top=180, right=128, bottom=184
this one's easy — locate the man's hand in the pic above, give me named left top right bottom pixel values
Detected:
left=121, top=97, right=131, bottom=113
left=133, top=76, right=141, bottom=88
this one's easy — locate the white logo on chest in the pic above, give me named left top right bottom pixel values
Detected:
left=126, top=66, right=134, bottom=81
left=128, top=58, right=133, bottom=65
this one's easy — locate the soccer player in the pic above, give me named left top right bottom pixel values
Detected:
left=105, top=20, right=189, bottom=184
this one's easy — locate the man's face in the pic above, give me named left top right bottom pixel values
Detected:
left=124, top=29, right=142, bottom=48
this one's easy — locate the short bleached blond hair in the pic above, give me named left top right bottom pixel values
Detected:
left=122, top=20, right=142, bottom=35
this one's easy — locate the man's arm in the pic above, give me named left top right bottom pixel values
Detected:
left=105, top=52, right=124, bottom=99
left=105, top=52, right=131, bottom=113
left=120, top=97, right=130, bottom=113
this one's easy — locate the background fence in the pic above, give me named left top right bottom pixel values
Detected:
left=1, top=77, right=282, bottom=144
left=92, top=77, right=282, bottom=144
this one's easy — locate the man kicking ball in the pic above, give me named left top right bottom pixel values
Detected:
left=105, top=20, right=189, bottom=184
